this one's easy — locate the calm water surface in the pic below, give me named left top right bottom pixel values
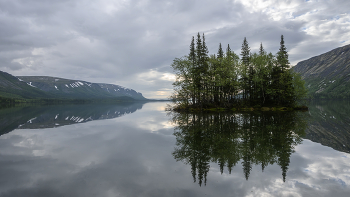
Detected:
left=0, top=101, right=349, bottom=197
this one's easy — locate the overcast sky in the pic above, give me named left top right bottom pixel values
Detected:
left=0, top=0, right=349, bottom=99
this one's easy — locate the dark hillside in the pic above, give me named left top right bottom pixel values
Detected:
left=18, top=76, right=147, bottom=100
left=293, top=44, right=350, bottom=99
left=0, top=71, right=53, bottom=99
left=0, top=70, right=147, bottom=101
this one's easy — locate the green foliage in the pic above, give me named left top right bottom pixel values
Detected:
left=292, top=72, right=308, bottom=102
left=171, top=34, right=308, bottom=110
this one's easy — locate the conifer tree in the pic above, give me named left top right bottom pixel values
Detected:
left=240, top=37, right=251, bottom=100
left=202, top=33, right=209, bottom=59
left=201, top=33, right=209, bottom=103
left=255, top=43, right=268, bottom=104
left=226, top=44, right=232, bottom=57
left=241, top=38, right=250, bottom=66
left=196, top=33, right=203, bottom=63
left=195, top=33, right=203, bottom=105
left=217, top=43, right=224, bottom=59
left=274, top=35, right=294, bottom=106
left=188, top=36, right=196, bottom=105
left=226, top=44, right=240, bottom=103
left=213, top=43, right=224, bottom=103
left=276, top=35, right=289, bottom=72
left=189, top=36, right=196, bottom=65
left=259, top=42, right=265, bottom=56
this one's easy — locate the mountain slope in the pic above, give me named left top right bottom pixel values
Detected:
left=0, top=71, right=53, bottom=99
left=293, top=44, right=350, bottom=99
left=0, top=70, right=147, bottom=100
left=17, top=76, right=146, bottom=100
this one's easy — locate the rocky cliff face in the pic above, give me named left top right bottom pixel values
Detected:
left=293, top=44, right=350, bottom=99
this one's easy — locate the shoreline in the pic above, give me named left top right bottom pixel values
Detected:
left=170, top=105, right=309, bottom=112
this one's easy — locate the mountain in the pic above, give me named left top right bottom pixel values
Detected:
left=0, top=71, right=53, bottom=99
left=293, top=44, right=350, bottom=99
left=17, top=76, right=146, bottom=100
left=0, top=71, right=147, bottom=100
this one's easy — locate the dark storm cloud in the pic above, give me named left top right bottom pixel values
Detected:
left=0, top=0, right=349, bottom=98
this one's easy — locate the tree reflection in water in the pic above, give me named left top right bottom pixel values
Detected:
left=170, top=111, right=308, bottom=186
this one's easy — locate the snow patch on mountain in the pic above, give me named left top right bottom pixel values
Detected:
left=27, top=117, right=37, bottom=123
left=27, top=82, right=36, bottom=88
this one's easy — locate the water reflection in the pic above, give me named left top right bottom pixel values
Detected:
left=0, top=102, right=145, bottom=136
left=304, top=100, right=350, bottom=153
left=170, top=111, right=308, bottom=186
left=0, top=102, right=350, bottom=196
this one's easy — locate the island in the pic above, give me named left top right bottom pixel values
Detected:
left=169, top=33, right=308, bottom=112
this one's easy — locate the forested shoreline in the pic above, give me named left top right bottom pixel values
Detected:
left=170, top=33, right=307, bottom=111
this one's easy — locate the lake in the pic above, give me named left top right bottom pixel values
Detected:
left=0, top=101, right=349, bottom=197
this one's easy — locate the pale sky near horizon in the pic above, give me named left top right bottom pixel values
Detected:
left=0, top=0, right=349, bottom=99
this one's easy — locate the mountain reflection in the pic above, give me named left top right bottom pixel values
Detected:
left=0, top=102, right=144, bottom=136
left=304, top=100, right=350, bottom=153
left=170, top=111, right=308, bottom=186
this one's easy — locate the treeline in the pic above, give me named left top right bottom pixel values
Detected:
left=171, top=33, right=307, bottom=110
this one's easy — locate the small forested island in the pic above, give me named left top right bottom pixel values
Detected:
left=170, top=33, right=308, bottom=112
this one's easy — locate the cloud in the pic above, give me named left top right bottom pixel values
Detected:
left=0, top=0, right=349, bottom=98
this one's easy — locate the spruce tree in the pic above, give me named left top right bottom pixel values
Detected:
left=277, top=35, right=289, bottom=72
left=226, top=44, right=232, bottom=57
left=259, top=42, right=265, bottom=56
left=217, top=43, right=224, bottom=59
left=189, top=36, right=196, bottom=65
left=202, top=33, right=209, bottom=59
left=275, top=35, right=294, bottom=106
left=240, top=37, right=251, bottom=101
left=201, top=33, right=209, bottom=103
left=241, top=37, right=250, bottom=66
left=196, top=33, right=203, bottom=63
left=188, top=36, right=196, bottom=105
left=195, top=33, right=203, bottom=105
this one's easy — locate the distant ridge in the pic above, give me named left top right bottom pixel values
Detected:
left=17, top=76, right=146, bottom=100
left=0, top=70, right=147, bottom=101
left=293, top=44, right=350, bottom=99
